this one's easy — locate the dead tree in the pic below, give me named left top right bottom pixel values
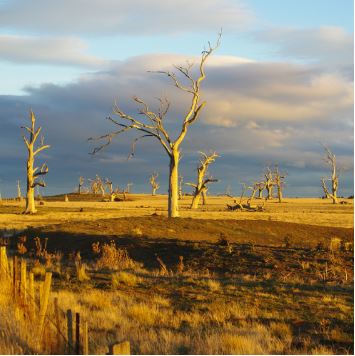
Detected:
left=321, top=177, right=331, bottom=199
left=78, top=176, right=84, bottom=194
left=149, top=173, right=160, bottom=196
left=89, top=175, right=105, bottom=196
left=255, top=182, right=265, bottom=199
left=105, top=178, right=116, bottom=201
left=178, top=175, right=184, bottom=200
left=224, top=185, right=232, bottom=197
left=21, top=111, right=50, bottom=214
left=264, top=168, right=274, bottom=200
left=17, top=180, right=22, bottom=201
left=88, top=178, right=98, bottom=194
left=227, top=182, right=266, bottom=212
left=187, top=152, right=219, bottom=209
left=125, top=183, right=133, bottom=194
left=96, top=175, right=106, bottom=196
left=273, top=165, right=287, bottom=203
left=246, top=182, right=259, bottom=207
left=322, top=146, right=339, bottom=204
left=89, top=34, right=221, bottom=217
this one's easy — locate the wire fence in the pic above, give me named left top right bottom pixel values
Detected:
left=0, top=246, right=86, bottom=355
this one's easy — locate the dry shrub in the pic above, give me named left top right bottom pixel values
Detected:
left=16, top=236, right=27, bottom=255
left=95, top=240, right=136, bottom=270
left=200, top=278, right=221, bottom=292
left=131, top=227, right=143, bottom=237
left=76, top=262, right=90, bottom=282
left=112, top=271, right=141, bottom=287
left=311, top=345, right=335, bottom=355
left=127, top=303, right=161, bottom=326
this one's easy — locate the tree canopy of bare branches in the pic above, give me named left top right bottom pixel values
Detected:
left=89, top=33, right=221, bottom=217
left=21, top=110, right=50, bottom=214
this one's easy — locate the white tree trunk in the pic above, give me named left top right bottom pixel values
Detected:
left=168, top=150, right=179, bottom=217
left=25, top=152, right=37, bottom=214
left=191, top=194, right=201, bottom=209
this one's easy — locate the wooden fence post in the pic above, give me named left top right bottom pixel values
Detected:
left=38, top=272, right=52, bottom=340
left=28, top=272, right=35, bottom=320
left=38, top=281, right=44, bottom=309
left=0, top=246, right=8, bottom=277
left=83, top=321, right=89, bottom=355
left=67, top=309, right=74, bottom=354
left=13, top=256, right=18, bottom=301
left=110, top=341, right=130, bottom=355
left=8, top=258, right=13, bottom=280
left=20, top=259, right=27, bottom=304
left=75, top=312, right=80, bottom=355
left=54, top=297, right=61, bottom=351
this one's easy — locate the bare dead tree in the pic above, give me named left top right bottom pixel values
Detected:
left=89, top=175, right=106, bottom=196
left=96, top=175, right=106, bottom=196
left=273, top=164, right=287, bottom=203
left=322, top=146, right=339, bottom=204
left=88, top=178, right=97, bottom=194
left=149, top=172, right=160, bottom=196
left=89, top=34, right=221, bottom=217
left=105, top=178, right=113, bottom=195
left=17, top=180, right=22, bottom=201
left=78, top=176, right=84, bottom=194
left=224, top=185, right=232, bottom=197
left=226, top=182, right=265, bottom=212
left=21, top=111, right=50, bottom=214
left=186, top=152, right=219, bottom=209
left=246, top=182, right=258, bottom=207
left=321, top=177, right=331, bottom=199
left=178, top=175, right=184, bottom=200
left=264, top=168, right=274, bottom=200
left=255, top=182, right=265, bottom=199
left=125, top=182, right=133, bottom=194
left=105, top=178, right=116, bottom=201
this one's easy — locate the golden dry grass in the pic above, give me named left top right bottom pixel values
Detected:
left=0, top=195, right=353, bottom=230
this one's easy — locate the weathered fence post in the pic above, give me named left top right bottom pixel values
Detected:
left=13, top=256, right=18, bottom=301
left=110, top=341, right=131, bottom=355
left=38, top=272, right=52, bottom=340
left=54, top=297, right=61, bottom=351
left=67, top=309, right=74, bottom=354
left=28, top=272, right=35, bottom=320
left=20, top=259, right=27, bottom=303
left=75, top=312, right=81, bottom=354
left=0, top=246, right=8, bottom=277
left=83, top=321, right=89, bottom=355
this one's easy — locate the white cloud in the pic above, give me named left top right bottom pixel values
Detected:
left=254, top=26, right=353, bottom=70
left=0, top=0, right=253, bottom=35
left=0, top=35, right=107, bottom=68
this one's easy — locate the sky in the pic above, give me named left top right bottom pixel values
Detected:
left=0, top=0, right=353, bottom=197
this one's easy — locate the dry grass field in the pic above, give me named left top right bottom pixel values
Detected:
left=0, top=194, right=353, bottom=354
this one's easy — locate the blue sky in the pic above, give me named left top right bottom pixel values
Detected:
left=0, top=0, right=353, bottom=197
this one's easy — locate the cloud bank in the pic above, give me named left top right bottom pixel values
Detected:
left=0, top=48, right=352, bottom=197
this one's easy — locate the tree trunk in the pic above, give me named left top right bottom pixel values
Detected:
left=25, top=152, right=36, bottom=214
left=277, top=187, right=282, bottom=203
left=332, top=182, right=338, bottom=204
left=201, top=189, right=207, bottom=205
left=258, top=189, right=263, bottom=199
left=191, top=193, right=201, bottom=209
left=152, top=188, right=156, bottom=196
left=168, top=150, right=179, bottom=217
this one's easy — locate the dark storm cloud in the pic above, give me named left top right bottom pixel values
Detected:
left=0, top=53, right=353, bottom=197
